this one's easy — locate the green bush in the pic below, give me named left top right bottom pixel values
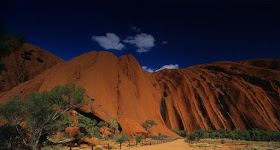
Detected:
left=63, top=132, right=70, bottom=138
left=92, top=126, right=100, bottom=136
left=148, top=133, right=169, bottom=140
left=172, top=129, right=188, bottom=137
left=135, top=135, right=142, bottom=145
left=78, top=115, right=97, bottom=128
left=98, top=121, right=108, bottom=127
left=77, top=133, right=85, bottom=138
left=87, top=133, right=92, bottom=138
left=188, top=128, right=280, bottom=142
left=109, top=121, right=119, bottom=134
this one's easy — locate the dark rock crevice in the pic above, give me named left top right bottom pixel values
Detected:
left=75, top=108, right=104, bottom=123
left=160, top=97, right=167, bottom=122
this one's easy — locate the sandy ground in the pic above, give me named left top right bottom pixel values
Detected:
left=122, top=139, right=197, bottom=150
left=65, top=139, right=199, bottom=150
left=63, top=139, right=280, bottom=150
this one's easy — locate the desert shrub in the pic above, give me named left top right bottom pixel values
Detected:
left=63, top=132, right=70, bottom=138
left=188, top=128, right=280, bottom=142
left=77, top=133, right=85, bottom=138
left=188, top=134, right=198, bottom=142
left=148, top=133, right=169, bottom=140
left=87, top=133, right=92, bottom=138
left=135, top=135, right=142, bottom=145
left=94, top=147, right=103, bottom=150
left=98, top=121, right=108, bottom=127
left=172, top=129, right=188, bottom=137
left=158, top=133, right=169, bottom=139
left=109, top=121, right=119, bottom=134
left=92, top=126, right=100, bottom=136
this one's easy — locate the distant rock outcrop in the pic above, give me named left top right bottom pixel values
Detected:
left=0, top=43, right=64, bottom=92
left=0, top=44, right=279, bottom=137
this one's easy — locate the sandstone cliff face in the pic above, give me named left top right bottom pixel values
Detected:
left=154, top=60, right=280, bottom=132
left=0, top=45, right=279, bottom=137
left=0, top=43, right=64, bottom=92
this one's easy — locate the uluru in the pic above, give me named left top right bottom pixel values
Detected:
left=1, top=1, right=280, bottom=149
left=1, top=43, right=280, bottom=134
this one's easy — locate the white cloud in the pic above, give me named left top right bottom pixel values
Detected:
left=92, top=33, right=124, bottom=50
left=156, top=64, right=179, bottom=72
left=162, top=41, right=168, bottom=45
left=142, top=64, right=179, bottom=73
left=131, top=26, right=141, bottom=32
left=142, top=66, right=155, bottom=73
left=124, top=33, right=155, bottom=53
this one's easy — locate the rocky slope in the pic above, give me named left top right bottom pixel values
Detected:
left=154, top=60, right=280, bottom=132
left=0, top=43, right=64, bottom=92
left=0, top=44, right=279, bottom=137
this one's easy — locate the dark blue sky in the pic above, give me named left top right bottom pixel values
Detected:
left=1, top=0, right=280, bottom=70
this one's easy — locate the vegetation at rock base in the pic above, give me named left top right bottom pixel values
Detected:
left=109, top=121, right=119, bottom=134
left=114, top=132, right=130, bottom=150
left=187, top=128, right=280, bottom=142
left=97, top=121, right=108, bottom=127
left=77, top=114, right=110, bottom=139
left=172, top=129, right=188, bottom=137
left=0, top=84, right=90, bottom=150
left=141, top=120, right=157, bottom=133
left=135, top=135, right=143, bottom=146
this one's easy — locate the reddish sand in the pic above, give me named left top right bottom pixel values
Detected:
left=122, top=139, right=194, bottom=150
left=0, top=43, right=279, bottom=137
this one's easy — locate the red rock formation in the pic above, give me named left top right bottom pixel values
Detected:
left=154, top=60, right=280, bottom=131
left=0, top=43, right=64, bottom=92
left=0, top=44, right=279, bottom=137
left=65, top=127, right=83, bottom=137
left=118, top=118, right=149, bottom=138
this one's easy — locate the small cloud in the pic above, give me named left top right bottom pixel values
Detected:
left=142, top=66, right=155, bottom=73
left=142, top=64, right=179, bottom=73
left=124, top=33, right=155, bottom=53
left=92, top=33, right=124, bottom=50
left=131, top=26, right=141, bottom=32
left=156, top=64, right=179, bottom=72
left=162, top=41, right=168, bottom=45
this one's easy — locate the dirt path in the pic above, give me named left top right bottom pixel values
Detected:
left=122, top=139, right=197, bottom=150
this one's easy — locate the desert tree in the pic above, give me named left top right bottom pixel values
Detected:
left=0, top=84, right=89, bottom=150
left=114, top=133, right=130, bottom=150
left=141, top=120, right=157, bottom=134
left=0, top=96, right=27, bottom=149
